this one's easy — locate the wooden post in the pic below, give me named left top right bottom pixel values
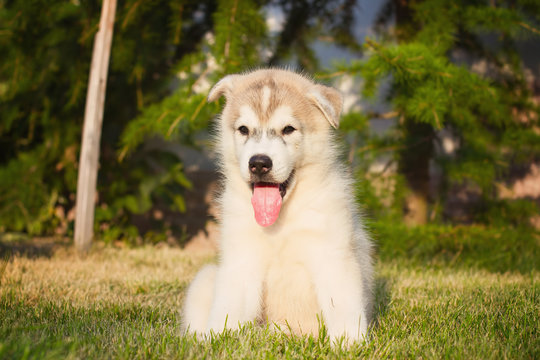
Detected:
left=74, top=0, right=117, bottom=254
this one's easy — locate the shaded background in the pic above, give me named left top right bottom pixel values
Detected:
left=1, top=0, right=539, bottom=247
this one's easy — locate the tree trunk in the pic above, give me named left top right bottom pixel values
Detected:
left=393, top=0, right=433, bottom=226
left=399, top=121, right=434, bottom=226
left=74, top=0, right=117, bottom=254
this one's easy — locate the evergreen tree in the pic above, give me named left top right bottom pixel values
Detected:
left=1, top=0, right=538, bottom=240
left=0, top=0, right=218, bottom=237
left=0, top=0, right=356, bottom=240
left=339, top=0, right=540, bottom=225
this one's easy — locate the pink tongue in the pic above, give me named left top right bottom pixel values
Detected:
left=251, top=183, right=282, bottom=227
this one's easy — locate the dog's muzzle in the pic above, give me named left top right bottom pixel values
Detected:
left=248, top=154, right=294, bottom=227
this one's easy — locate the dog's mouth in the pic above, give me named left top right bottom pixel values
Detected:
left=250, top=177, right=291, bottom=198
left=250, top=172, right=294, bottom=227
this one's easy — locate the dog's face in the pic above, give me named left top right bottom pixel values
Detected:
left=233, top=103, right=300, bottom=190
left=209, top=69, right=343, bottom=227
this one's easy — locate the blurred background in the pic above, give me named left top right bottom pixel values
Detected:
left=1, top=0, right=539, bottom=247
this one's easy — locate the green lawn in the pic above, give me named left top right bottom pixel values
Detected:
left=1, top=223, right=538, bottom=359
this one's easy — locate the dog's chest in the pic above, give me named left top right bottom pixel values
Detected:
left=260, top=239, right=322, bottom=335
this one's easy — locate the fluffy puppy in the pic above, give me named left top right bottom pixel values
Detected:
left=183, top=69, right=374, bottom=343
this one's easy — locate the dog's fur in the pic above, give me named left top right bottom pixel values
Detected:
left=182, top=69, right=374, bottom=343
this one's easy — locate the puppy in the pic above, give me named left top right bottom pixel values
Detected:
left=183, top=68, right=374, bottom=343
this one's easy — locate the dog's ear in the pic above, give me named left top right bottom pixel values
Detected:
left=208, top=75, right=238, bottom=102
left=308, top=84, right=343, bottom=129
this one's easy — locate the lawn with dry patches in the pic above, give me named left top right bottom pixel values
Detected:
left=1, top=224, right=538, bottom=359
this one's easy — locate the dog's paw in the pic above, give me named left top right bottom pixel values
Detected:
left=329, top=330, right=369, bottom=349
left=206, top=314, right=243, bottom=334
left=327, top=320, right=369, bottom=347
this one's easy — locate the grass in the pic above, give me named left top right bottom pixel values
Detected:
left=0, top=223, right=538, bottom=359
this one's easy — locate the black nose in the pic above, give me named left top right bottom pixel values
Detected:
left=249, top=154, right=273, bottom=176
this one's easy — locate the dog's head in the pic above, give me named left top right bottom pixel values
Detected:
left=209, top=69, right=343, bottom=227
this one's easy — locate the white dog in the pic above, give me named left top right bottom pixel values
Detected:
left=183, top=69, right=374, bottom=343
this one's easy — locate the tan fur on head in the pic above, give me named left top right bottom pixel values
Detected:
left=207, top=69, right=344, bottom=129
left=308, top=84, right=343, bottom=129
left=207, top=75, right=238, bottom=102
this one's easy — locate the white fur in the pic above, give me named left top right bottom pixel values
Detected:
left=183, top=69, right=374, bottom=345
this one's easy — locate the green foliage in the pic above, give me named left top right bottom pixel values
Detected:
left=359, top=40, right=510, bottom=131
left=0, top=148, right=59, bottom=234
left=0, top=0, right=219, bottom=238
left=111, top=0, right=269, bottom=241
left=373, top=222, right=538, bottom=274
left=268, top=1, right=362, bottom=71
left=95, top=152, right=194, bottom=244
left=3, top=0, right=361, bottom=239
left=119, top=92, right=213, bottom=157
left=473, top=198, right=539, bottom=227
left=1, top=0, right=539, bottom=239
left=118, top=0, right=268, bottom=151
left=357, top=172, right=409, bottom=223
left=212, top=0, right=267, bottom=73
left=339, top=0, right=540, bottom=224
left=0, top=0, right=95, bottom=234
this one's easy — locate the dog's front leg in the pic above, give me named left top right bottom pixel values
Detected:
left=308, top=249, right=369, bottom=344
left=205, top=255, right=265, bottom=334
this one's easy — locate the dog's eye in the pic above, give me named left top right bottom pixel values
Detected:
left=238, top=126, right=249, bottom=135
left=282, top=125, right=296, bottom=135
